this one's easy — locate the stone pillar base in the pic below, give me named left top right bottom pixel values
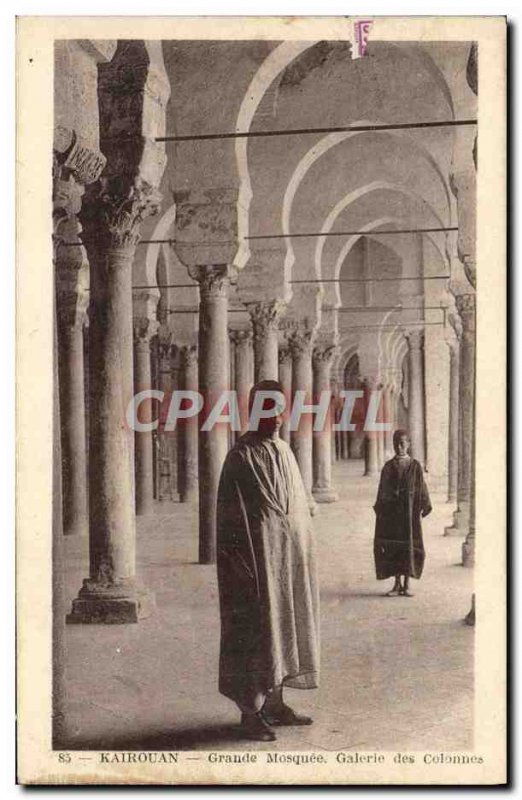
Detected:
left=180, top=486, right=198, bottom=504
left=464, top=593, right=476, bottom=625
left=312, top=486, right=339, bottom=503
left=444, top=503, right=470, bottom=536
left=462, top=538, right=475, bottom=568
left=67, top=580, right=155, bottom=624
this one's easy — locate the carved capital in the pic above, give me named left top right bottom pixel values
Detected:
left=133, top=315, right=159, bottom=345
left=189, top=265, right=230, bottom=300
left=54, top=126, right=106, bottom=185
left=278, top=345, right=292, bottom=366
left=180, top=344, right=198, bottom=369
left=455, top=293, right=476, bottom=336
left=158, top=339, right=175, bottom=372
left=247, top=300, right=286, bottom=341
left=229, top=329, right=252, bottom=347
left=406, top=329, right=424, bottom=351
left=52, top=173, right=84, bottom=238
left=312, top=344, right=338, bottom=366
left=80, top=178, right=162, bottom=252
left=287, top=326, right=317, bottom=358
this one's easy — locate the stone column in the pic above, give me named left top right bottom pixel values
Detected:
left=447, top=338, right=460, bottom=505
left=341, top=430, right=349, bottom=460
left=178, top=344, right=199, bottom=503
left=446, top=293, right=475, bottom=538
left=174, top=186, right=237, bottom=563
left=288, top=327, right=317, bottom=512
left=248, top=300, right=286, bottom=382
left=230, top=329, right=253, bottom=435
left=462, top=379, right=476, bottom=567
left=57, top=306, right=89, bottom=536
left=156, top=340, right=176, bottom=501
left=445, top=294, right=475, bottom=535
left=406, top=330, right=426, bottom=466
left=383, top=385, right=395, bottom=459
left=312, top=345, right=338, bottom=503
left=133, top=317, right=158, bottom=516
left=193, top=267, right=230, bottom=563
left=53, top=159, right=97, bottom=540
left=376, top=385, right=389, bottom=466
left=68, top=183, right=161, bottom=623
left=278, top=345, right=292, bottom=444
left=363, top=380, right=379, bottom=477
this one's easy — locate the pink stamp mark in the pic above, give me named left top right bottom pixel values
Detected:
left=353, top=19, right=373, bottom=58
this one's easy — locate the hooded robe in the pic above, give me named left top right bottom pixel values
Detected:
left=216, top=432, right=320, bottom=708
left=373, top=457, right=432, bottom=580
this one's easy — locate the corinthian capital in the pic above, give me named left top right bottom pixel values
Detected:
left=312, top=344, right=338, bottom=366
left=287, top=325, right=317, bottom=358
left=247, top=299, right=286, bottom=340
left=189, top=265, right=230, bottom=299
left=80, top=178, right=162, bottom=252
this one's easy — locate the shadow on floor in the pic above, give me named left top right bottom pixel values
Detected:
left=64, top=723, right=244, bottom=751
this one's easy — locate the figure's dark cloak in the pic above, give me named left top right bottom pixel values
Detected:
left=373, top=457, right=432, bottom=580
left=216, top=433, right=320, bottom=708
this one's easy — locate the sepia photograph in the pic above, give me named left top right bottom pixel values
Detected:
left=16, top=15, right=506, bottom=785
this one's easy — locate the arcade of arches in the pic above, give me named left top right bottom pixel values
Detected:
left=53, top=38, right=477, bottom=744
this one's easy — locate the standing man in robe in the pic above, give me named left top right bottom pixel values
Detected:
left=216, top=380, right=320, bottom=742
left=373, top=429, right=432, bottom=597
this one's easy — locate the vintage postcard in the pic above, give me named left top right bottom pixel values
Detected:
left=16, top=16, right=506, bottom=785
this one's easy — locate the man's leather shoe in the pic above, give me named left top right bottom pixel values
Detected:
left=239, top=711, right=277, bottom=741
left=262, top=703, right=313, bottom=726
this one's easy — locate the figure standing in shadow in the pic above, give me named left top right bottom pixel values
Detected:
left=373, top=429, right=432, bottom=597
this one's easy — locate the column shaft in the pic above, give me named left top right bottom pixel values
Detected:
left=447, top=341, right=460, bottom=504
left=249, top=300, right=285, bottom=382
left=178, top=345, right=199, bottom=503
left=68, top=244, right=153, bottom=622
left=289, top=330, right=316, bottom=512
left=363, top=380, right=379, bottom=477
left=57, top=320, right=88, bottom=536
left=134, top=329, right=155, bottom=516
left=156, top=343, right=176, bottom=501
left=446, top=295, right=475, bottom=535
left=197, top=270, right=230, bottom=564
left=312, top=347, right=338, bottom=503
left=231, top=330, right=254, bottom=435
left=407, top=331, right=426, bottom=465
left=278, top=346, right=292, bottom=444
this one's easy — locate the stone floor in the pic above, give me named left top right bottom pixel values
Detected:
left=62, top=459, right=474, bottom=752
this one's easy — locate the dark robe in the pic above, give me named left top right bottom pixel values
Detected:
left=373, top=457, right=432, bottom=580
left=216, top=433, right=320, bottom=709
